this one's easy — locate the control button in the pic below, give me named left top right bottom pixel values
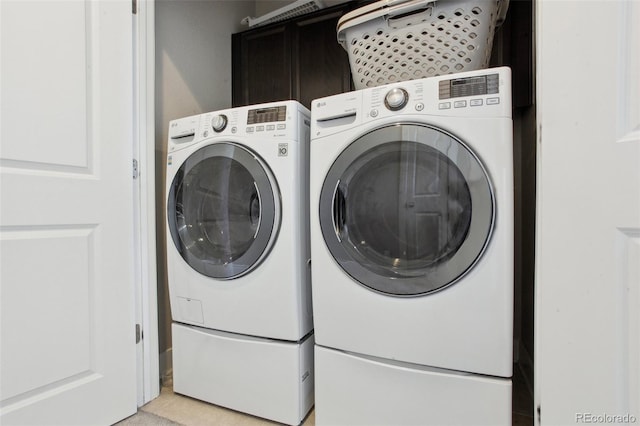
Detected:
left=246, top=127, right=254, bottom=133
left=266, top=124, right=275, bottom=131
left=415, top=103, right=424, bottom=111
left=487, top=97, right=500, bottom=105
left=231, top=126, right=237, bottom=134
left=277, top=124, right=286, bottom=130
left=470, top=99, right=483, bottom=107
left=370, top=109, right=379, bottom=118
left=211, top=114, right=228, bottom=132
left=439, top=102, right=451, bottom=110
left=256, top=125, right=265, bottom=132
left=384, top=88, right=409, bottom=111
left=454, top=100, right=467, bottom=108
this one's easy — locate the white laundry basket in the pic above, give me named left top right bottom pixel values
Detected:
left=337, top=0, right=509, bottom=89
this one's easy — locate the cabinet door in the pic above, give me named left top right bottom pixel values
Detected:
left=294, top=11, right=353, bottom=108
left=232, top=25, right=292, bottom=106
left=232, top=4, right=356, bottom=109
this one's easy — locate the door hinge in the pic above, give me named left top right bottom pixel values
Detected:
left=136, top=323, right=143, bottom=343
left=132, top=0, right=137, bottom=15
left=537, top=405, right=541, bottom=425
left=133, top=159, right=139, bottom=179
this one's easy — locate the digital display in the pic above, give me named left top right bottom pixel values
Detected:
left=439, top=74, right=499, bottom=99
left=247, top=106, right=287, bottom=124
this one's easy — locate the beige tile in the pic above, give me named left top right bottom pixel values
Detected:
left=139, top=382, right=533, bottom=426
left=141, top=386, right=315, bottom=426
left=512, top=413, right=534, bottom=426
left=115, top=410, right=181, bottom=425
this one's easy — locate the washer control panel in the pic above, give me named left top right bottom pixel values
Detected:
left=247, top=105, right=287, bottom=124
left=245, top=106, right=289, bottom=134
left=168, top=101, right=309, bottom=153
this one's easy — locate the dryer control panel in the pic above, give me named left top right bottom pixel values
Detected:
left=311, top=66, right=512, bottom=139
left=367, top=68, right=511, bottom=119
left=438, top=73, right=500, bottom=100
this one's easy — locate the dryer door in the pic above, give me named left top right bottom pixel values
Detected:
left=168, top=143, right=280, bottom=279
left=319, top=124, right=494, bottom=296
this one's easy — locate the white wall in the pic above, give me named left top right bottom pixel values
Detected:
left=154, top=0, right=255, bottom=377
left=156, top=0, right=254, bottom=138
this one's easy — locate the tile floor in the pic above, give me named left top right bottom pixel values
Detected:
left=117, top=364, right=533, bottom=426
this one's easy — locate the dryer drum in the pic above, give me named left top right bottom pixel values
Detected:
left=319, top=123, right=494, bottom=296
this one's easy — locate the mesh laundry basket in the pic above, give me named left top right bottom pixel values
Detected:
left=337, top=0, right=509, bottom=89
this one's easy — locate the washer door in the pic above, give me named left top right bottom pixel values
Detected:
left=168, top=142, right=280, bottom=279
left=319, top=124, right=494, bottom=296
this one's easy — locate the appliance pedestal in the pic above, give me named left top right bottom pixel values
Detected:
left=172, top=323, right=314, bottom=426
left=315, top=345, right=511, bottom=426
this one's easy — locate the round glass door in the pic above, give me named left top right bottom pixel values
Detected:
left=319, top=124, right=494, bottom=296
left=168, top=142, right=280, bottom=279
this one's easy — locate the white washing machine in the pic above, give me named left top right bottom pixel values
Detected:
left=309, top=67, right=514, bottom=425
left=166, top=100, right=313, bottom=425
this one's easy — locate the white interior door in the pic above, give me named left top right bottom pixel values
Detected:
left=536, top=1, right=640, bottom=424
left=0, top=1, right=137, bottom=424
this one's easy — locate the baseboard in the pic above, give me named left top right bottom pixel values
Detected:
left=159, top=348, right=173, bottom=387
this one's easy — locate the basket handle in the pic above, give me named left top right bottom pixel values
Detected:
left=384, top=0, right=436, bottom=28
left=382, top=0, right=432, bottom=10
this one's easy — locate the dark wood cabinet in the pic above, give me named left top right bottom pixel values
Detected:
left=293, top=10, right=354, bottom=108
left=234, top=25, right=292, bottom=107
left=232, top=3, right=364, bottom=109
left=489, top=0, right=534, bottom=108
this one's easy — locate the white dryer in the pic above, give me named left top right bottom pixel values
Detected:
left=310, top=68, right=514, bottom=425
left=166, top=101, right=313, bottom=425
